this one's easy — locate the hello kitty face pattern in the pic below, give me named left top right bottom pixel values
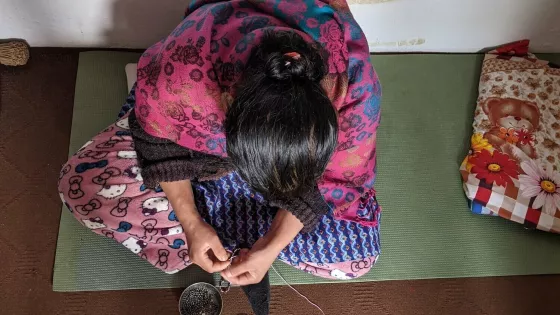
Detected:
left=116, top=117, right=130, bottom=129
left=161, top=225, right=183, bottom=236
left=97, top=184, right=127, bottom=199
left=82, top=217, right=106, bottom=230
left=330, top=269, right=354, bottom=280
left=122, top=237, right=147, bottom=254
left=117, top=151, right=137, bottom=159
left=124, top=165, right=143, bottom=181
left=142, top=197, right=170, bottom=216
left=135, top=0, right=381, bottom=226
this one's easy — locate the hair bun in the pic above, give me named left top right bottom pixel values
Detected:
left=265, top=51, right=320, bottom=82
left=246, top=30, right=327, bottom=83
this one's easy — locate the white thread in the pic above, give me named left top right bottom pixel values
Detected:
left=270, top=264, right=325, bottom=315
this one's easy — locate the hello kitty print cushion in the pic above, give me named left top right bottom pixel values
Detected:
left=460, top=40, right=560, bottom=233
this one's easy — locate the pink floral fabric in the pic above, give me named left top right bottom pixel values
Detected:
left=320, top=20, right=348, bottom=73
left=135, top=0, right=382, bottom=226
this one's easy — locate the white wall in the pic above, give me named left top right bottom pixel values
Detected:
left=353, top=0, right=560, bottom=52
left=0, top=0, right=185, bottom=48
left=1, top=0, right=559, bottom=52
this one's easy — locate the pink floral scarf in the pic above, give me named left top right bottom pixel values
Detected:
left=135, top=0, right=382, bottom=226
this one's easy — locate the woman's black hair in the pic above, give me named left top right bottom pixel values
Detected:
left=225, top=30, right=338, bottom=198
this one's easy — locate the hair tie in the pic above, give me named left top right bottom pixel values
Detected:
left=284, top=52, right=301, bottom=60
left=284, top=52, right=301, bottom=67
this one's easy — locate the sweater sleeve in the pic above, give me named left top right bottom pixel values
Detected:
left=268, top=187, right=329, bottom=233
left=129, top=111, right=232, bottom=188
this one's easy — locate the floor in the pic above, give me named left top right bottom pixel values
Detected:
left=0, top=48, right=559, bottom=315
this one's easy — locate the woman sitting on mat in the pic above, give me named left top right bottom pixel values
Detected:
left=58, top=0, right=381, bottom=285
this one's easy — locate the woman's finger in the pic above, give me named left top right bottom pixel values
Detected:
left=209, top=259, right=230, bottom=272
left=194, top=254, right=214, bottom=273
left=200, top=247, right=230, bottom=272
left=222, top=259, right=250, bottom=278
left=227, top=271, right=258, bottom=286
left=232, top=256, right=242, bottom=264
left=209, top=237, right=229, bottom=261
left=196, top=253, right=229, bottom=273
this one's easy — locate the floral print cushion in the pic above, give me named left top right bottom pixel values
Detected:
left=460, top=40, right=560, bottom=233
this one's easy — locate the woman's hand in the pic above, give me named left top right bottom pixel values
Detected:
left=220, top=239, right=278, bottom=285
left=183, top=217, right=230, bottom=273
left=221, top=208, right=304, bottom=285
left=160, top=180, right=230, bottom=273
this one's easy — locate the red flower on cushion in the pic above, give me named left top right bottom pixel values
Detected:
left=516, top=128, right=535, bottom=145
left=469, top=149, right=519, bottom=187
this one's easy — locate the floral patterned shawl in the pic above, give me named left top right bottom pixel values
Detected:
left=135, top=0, right=382, bottom=226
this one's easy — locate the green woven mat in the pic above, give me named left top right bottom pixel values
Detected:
left=52, top=52, right=560, bottom=292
